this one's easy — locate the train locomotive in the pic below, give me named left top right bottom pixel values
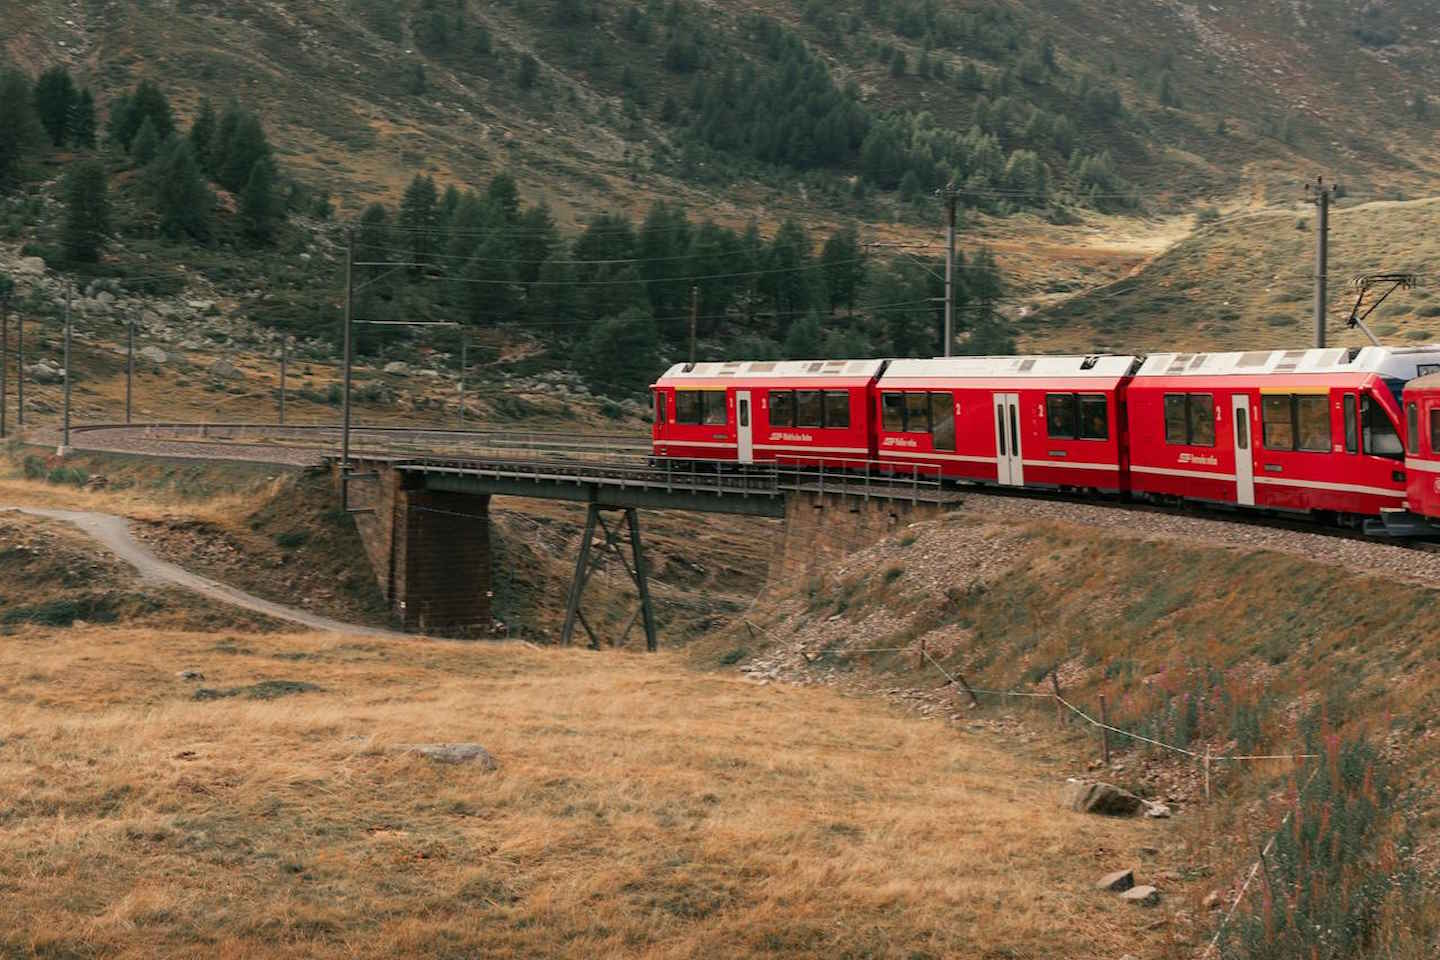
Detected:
left=652, top=346, right=1440, bottom=534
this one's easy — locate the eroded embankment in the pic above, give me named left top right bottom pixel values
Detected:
left=706, top=497, right=1440, bottom=955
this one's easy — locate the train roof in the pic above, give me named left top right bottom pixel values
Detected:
left=655, top=359, right=887, bottom=381
left=1136, top=346, right=1440, bottom=380
left=1405, top=372, right=1440, bottom=393
left=881, top=355, right=1142, bottom=380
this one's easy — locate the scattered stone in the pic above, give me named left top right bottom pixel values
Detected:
left=139, top=345, right=168, bottom=364
left=14, top=256, right=46, bottom=275
left=25, top=361, right=64, bottom=384
left=1119, top=885, right=1160, bottom=907
left=209, top=358, right=244, bottom=380
left=383, top=361, right=409, bottom=374
left=1063, top=779, right=1144, bottom=817
left=1096, top=869, right=1135, bottom=892
left=96, top=291, right=116, bottom=305
left=177, top=670, right=205, bottom=681
left=1143, top=800, right=1172, bottom=819
left=1203, top=890, right=1224, bottom=912
left=406, top=743, right=497, bottom=769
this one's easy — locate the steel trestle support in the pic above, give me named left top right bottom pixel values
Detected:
left=560, top=504, right=658, bottom=652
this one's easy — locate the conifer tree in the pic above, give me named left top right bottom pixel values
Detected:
left=151, top=138, right=213, bottom=241
left=130, top=117, right=161, bottom=166
left=62, top=159, right=109, bottom=262
left=0, top=70, right=42, bottom=189
left=399, top=173, right=439, bottom=269
left=240, top=157, right=281, bottom=245
left=189, top=98, right=217, bottom=173
left=33, top=66, right=77, bottom=146
left=70, top=89, right=96, bottom=149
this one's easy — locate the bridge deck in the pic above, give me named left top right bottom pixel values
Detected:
left=363, top=455, right=963, bottom=517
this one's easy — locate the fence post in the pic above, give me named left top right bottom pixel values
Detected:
left=1050, top=670, right=1064, bottom=727
left=1204, top=745, right=1212, bottom=803
left=918, top=636, right=925, bottom=672
left=1099, top=693, right=1111, bottom=764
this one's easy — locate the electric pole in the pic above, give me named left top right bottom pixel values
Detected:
left=944, top=186, right=958, bottom=358
left=688, top=285, right=699, bottom=365
left=16, top=301, right=23, bottom=428
left=341, top=228, right=355, bottom=474
left=125, top=318, right=134, bottom=425
left=0, top=280, right=10, bottom=440
left=59, top=282, right=72, bottom=456
left=457, top=333, right=466, bottom=428
left=278, top=336, right=287, bottom=426
left=1306, top=176, right=1335, bottom=349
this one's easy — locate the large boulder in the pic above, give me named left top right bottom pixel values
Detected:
left=13, top=256, right=45, bottom=276
left=1063, top=780, right=1144, bottom=817
left=405, top=743, right=497, bottom=769
left=25, top=361, right=64, bottom=384
left=383, top=361, right=409, bottom=375
left=209, top=358, right=244, bottom=380
left=139, top=346, right=168, bottom=364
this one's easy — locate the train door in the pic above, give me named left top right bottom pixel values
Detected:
left=993, top=393, right=1024, bottom=486
left=735, top=390, right=753, bottom=464
left=1232, top=393, right=1255, bottom=506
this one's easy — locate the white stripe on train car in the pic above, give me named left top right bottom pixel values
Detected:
left=1406, top=458, right=1440, bottom=474
left=1253, top=476, right=1404, bottom=498
left=1021, top=459, right=1120, bottom=471
left=1131, top=464, right=1238, bottom=483
left=660, top=440, right=737, bottom=449
left=753, top=444, right=870, bottom=455
left=878, top=450, right=999, bottom=465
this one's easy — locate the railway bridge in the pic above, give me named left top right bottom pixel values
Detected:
left=337, top=453, right=962, bottom=647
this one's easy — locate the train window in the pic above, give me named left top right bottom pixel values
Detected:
left=823, top=391, right=850, bottom=429
left=1262, top=395, right=1293, bottom=450
left=1079, top=395, right=1109, bottom=441
left=1046, top=394, right=1077, bottom=439
left=654, top=391, right=666, bottom=424
left=1235, top=410, right=1248, bottom=450
left=675, top=390, right=701, bottom=424
left=1361, top=395, right=1404, bottom=459
left=905, top=393, right=931, bottom=433
left=1189, top=394, right=1216, bottom=447
left=769, top=390, right=794, bottom=427
left=1407, top=403, right=1420, bottom=455
left=1296, top=396, right=1329, bottom=452
left=795, top=390, right=823, bottom=427
left=1164, top=395, right=1188, bottom=445
left=702, top=391, right=728, bottom=426
left=1431, top=410, right=1440, bottom=454
left=1343, top=395, right=1358, bottom=454
left=882, top=392, right=905, bottom=432
left=738, top=397, right=749, bottom=428
left=931, top=393, right=955, bottom=451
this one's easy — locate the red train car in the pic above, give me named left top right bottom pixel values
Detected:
left=874, top=355, right=1141, bottom=491
left=1402, top=372, right=1440, bottom=523
left=651, top=359, right=885, bottom=466
left=1125, top=347, right=1440, bottom=519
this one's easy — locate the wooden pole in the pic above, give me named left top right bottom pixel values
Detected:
left=1050, top=670, right=1064, bottom=727
left=954, top=670, right=980, bottom=708
left=1204, top=745, right=1212, bottom=803
left=918, top=636, right=926, bottom=671
left=1099, top=693, right=1111, bottom=764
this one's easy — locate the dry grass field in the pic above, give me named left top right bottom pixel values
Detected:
left=0, top=625, right=1190, bottom=959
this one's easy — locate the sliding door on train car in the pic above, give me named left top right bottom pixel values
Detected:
left=993, top=393, right=1024, bottom=486
left=1232, top=394, right=1255, bottom=506
left=735, top=390, right=753, bottom=464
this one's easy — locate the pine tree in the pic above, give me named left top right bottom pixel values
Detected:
left=581, top=307, right=660, bottom=397
left=638, top=200, right=693, bottom=342
left=485, top=172, right=521, bottom=224
left=131, top=117, right=161, bottom=166
left=33, top=66, right=78, bottom=146
left=399, top=173, right=439, bottom=269
left=782, top=311, right=824, bottom=358
left=517, top=53, right=540, bottom=90
left=189, top=98, right=217, bottom=172
left=462, top=234, right=520, bottom=326
left=356, top=202, right=390, bottom=273
left=0, top=70, right=42, bottom=189
left=240, top=157, right=281, bottom=245
left=151, top=138, right=213, bottom=241
left=821, top=226, right=864, bottom=315
left=62, top=159, right=110, bottom=262
left=70, top=89, right=96, bottom=149
left=215, top=109, right=272, bottom=193
left=513, top=202, right=558, bottom=286
left=763, top=219, right=814, bottom=337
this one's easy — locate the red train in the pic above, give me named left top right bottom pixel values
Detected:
left=652, top=346, right=1440, bottom=533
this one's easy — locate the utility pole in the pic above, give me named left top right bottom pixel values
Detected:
left=1306, top=176, right=1335, bottom=349
left=341, top=228, right=355, bottom=480
left=16, top=302, right=23, bottom=428
left=125, top=318, right=134, bottom=425
left=59, top=282, right=72, bottom=456
left=456, top=333, right=466, bottom=428
left=278, top=336, right=287, bottom=426
left=688, top=285, right=699, bottom=365
left=944, top=186, right=958, bottom=358
left=0, top=283, right=9, bottom=440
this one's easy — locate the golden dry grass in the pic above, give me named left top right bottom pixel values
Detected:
left=0, top=625, right=1190, bottom=959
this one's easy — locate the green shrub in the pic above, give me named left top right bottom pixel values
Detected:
left=1195, top=206, right=1221, bottom=223
left=274, top=530, right=309, bottom=549
left=883, top=565, right=904, bottom=583
left=1263, top=314, right=1297, bottom=327
left=1404, top=329, right=1432, bottom=341
left=719, top=648, right=748, bottom=666
left=47, top=466, right=88, bottom=486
